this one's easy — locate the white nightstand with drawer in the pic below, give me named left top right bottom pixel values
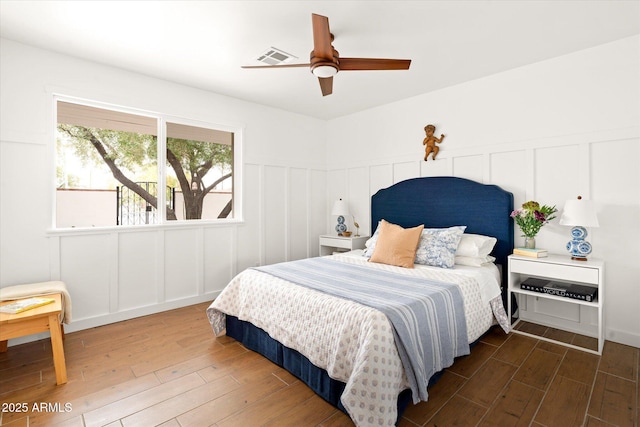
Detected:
left=507, top=254, right=605, bottom=354
left=319, top=235, right=369, bottom=256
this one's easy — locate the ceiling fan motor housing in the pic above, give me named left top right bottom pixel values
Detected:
left=242, top=14, right=411, bottom=95
left=310, top=47, right=339, bottom=77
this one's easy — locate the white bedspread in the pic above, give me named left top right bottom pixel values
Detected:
left=207, top=254, right=507, bottom=427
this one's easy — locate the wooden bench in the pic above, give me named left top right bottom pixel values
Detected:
left=0, top=293, right=67, bottom=385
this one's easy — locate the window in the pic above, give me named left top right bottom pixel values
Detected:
left=165, top=122, right=234, bottom=221
left=55, top=99, right=238, bottom=228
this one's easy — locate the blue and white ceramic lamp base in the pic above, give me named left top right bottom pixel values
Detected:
left=566, top=226, right=592, bottom=261
left=335, top=215, right=347, bottom=235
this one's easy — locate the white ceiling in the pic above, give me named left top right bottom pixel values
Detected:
left=1, top=1, right=639, bottom=120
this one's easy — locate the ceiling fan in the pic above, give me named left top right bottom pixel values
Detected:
left=241, top=13, right=412, bottom=96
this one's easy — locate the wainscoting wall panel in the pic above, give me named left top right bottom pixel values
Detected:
left=347, top=167, right=370, bottom=237
left=165, top=228, right=199, bottom=301
left=488, top=150, right=526, bottom=195
left=289, top=167, right=309, bottom=261
left=308, top=169, right=327, bottom=258
left=58, top=233, right=112, bottom=320
left=420, top=157, right=449, bottom=177
left=32, top=161, right=325, bottom=339
left=0, top=140, right=52, bottom=284
left=326, top=128, right=639, bottom=345
left=590, top=137, right=640, bottom=345
left=118, top=231, right=160, bottom=311
left=393, top=161, right=420, bottom=184
left=452, top=155, right=483, bottom=182
left=263, top=165, right=287, bottom=266
left=204, top=226, right=234, bottom=294
left=236, top=163, right=262, bottom=273
left=327, top=169, right=348, bottom=234
left=535, top=144, right=582, bottom=200
left=369, top=164, right=393, bottom=197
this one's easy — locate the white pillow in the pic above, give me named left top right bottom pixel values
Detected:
left=455, top=234, right=497, bottom=258
left=363, top=222, right=382, bottom=257
left=366, top=224, right=470, bottom=269
left=455, top=255, right=496, bottom=267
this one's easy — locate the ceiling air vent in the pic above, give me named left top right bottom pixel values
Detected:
left=255, top=47, right=297, bottom=65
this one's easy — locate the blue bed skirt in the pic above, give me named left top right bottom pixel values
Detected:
left=226, top=315, right=416, bottom=422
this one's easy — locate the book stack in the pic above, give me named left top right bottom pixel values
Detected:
left=519, top=277, right=549, bottom=291
left=519, top=277, right=597, bottom=302
left=513, top=247, right=548, bottom=258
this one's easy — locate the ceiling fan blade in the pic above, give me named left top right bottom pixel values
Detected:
left=241, top=63, right=311, bottom=69
left=318, top=76, right=333, bottom=96
left=243, top=14, right=412, bottom=97
left=339, top=58, right=411, bottom=71
left=312, top=13, right=333, bottom=60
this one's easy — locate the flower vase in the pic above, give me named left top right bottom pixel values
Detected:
left=524, top=237, right=536, bottom=249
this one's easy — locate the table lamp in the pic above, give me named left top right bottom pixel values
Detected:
left=331, top=198, right=349, bottom=236
left=558, top=196, right=599, bottom=260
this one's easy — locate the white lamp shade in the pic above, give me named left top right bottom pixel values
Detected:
left=331, top=199, right=349, bottom=216
left=559, top=197, right=599, bottom=227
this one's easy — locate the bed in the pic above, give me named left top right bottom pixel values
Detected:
left=207, top=176, right=514, bottom=426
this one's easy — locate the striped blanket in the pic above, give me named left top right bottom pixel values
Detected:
left=254, top=256, right=469, bottom=403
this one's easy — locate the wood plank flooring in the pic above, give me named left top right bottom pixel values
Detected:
left=0, top=302, right=637, bottom=426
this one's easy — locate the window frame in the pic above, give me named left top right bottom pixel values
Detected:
left=50, top=95, right=243, bottom=233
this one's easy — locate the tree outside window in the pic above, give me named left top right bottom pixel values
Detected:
left=55, top=100, right=234, bottom=228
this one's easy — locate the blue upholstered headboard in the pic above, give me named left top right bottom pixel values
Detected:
left=371, top=176, right=514, bottom=287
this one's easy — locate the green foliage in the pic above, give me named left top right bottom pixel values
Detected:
left=56, top=124, right=233, bottom=220
left=167, top=137, right=232, bottom=174
left=58, top=124, right=156, bottom=170
left=56, top=165, right=80, bottom=188
left=166, top=137, right=232, bottom=183
left=57, top=125, right=231, bottom=191
left=510, top=201, right=557, bottom=238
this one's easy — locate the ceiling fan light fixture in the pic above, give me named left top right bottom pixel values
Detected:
left=242, top=14, right=411, bottom=96
left=312, top=64, right=338, bottom=78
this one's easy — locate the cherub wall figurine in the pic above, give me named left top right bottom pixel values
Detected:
left=423, top=124, right=445, bottom=161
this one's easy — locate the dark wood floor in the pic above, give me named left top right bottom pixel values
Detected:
left=0, top=302, right=637, bottom=426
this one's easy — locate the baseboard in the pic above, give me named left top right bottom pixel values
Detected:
left=5, top=292, right=220, bottom=347
left=606, top=326, right=640, bottom=349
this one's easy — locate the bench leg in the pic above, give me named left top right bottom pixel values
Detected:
left=48, top=313, right=67, bottom=385
left=0, top=340, right=6, bottom=352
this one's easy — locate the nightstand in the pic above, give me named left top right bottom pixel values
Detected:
left=319, top=234, right=369, bottom=256
left=507, top=254, right=604, bottom=355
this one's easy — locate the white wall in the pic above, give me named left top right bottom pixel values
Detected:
left=326, top=36, right=640, bottom=348
left=0, top=39, right=327, bottom=338
left=2, top=35, right=639, bottom=349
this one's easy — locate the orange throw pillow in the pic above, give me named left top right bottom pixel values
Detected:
left=369, top=220, right=424, bottom=268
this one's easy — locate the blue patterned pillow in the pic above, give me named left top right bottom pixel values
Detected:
left=415, top=226, right=467, bottom=268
